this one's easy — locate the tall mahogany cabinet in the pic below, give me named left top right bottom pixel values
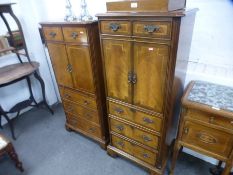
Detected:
left=41, top=22, right=108, bottom=148
left=97, top=10, right=197, bottom=174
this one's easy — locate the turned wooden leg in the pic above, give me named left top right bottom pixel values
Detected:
left=170, top=142, right=182, bottom=175
left=221, top=162, right=232, bottom=175
left=7, top=143, right=24, bottom=172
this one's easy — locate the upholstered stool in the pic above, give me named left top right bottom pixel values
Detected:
left=0, top=134, right=24, bottom=172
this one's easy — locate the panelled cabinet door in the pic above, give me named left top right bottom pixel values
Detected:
left=47, top=43, right=73, bottom=88
left=102, top=39, right=132, bottom=103
left=133, top=42, right=169, bottom=113
left=66, top=45, right=95, bottom=93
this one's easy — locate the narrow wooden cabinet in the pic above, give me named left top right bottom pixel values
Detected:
left=97, top=10, right=197, bottom=174
left=41, top=22, right=108, bottom=148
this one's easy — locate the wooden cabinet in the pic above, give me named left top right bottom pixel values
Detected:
left=170, top=81, right=233, bottom=175
left=41, top=22, right=108, bottom=148
left=97, top=10, right=197, bottom=175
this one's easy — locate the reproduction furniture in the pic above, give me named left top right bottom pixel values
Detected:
left=170, top=81, right=233, bottom=175
left=0, top=3, right=53, bottom=140
left=40, top=22, right=108, bottom=148
left=0, top=134, right=24, bottom=172
left=106, top=0, right=186, bottom=12
left=97, top=9, right=197, bottom=175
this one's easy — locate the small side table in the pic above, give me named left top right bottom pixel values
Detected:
left=0, top=134, right=24, bottom=172
left=170, top=81, right=233, bottom=175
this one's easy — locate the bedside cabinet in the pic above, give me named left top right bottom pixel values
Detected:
left=170, top=81, right=233, bottom=175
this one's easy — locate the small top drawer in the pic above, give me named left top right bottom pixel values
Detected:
left=186, top=109, right=233, bottom=131
left=43, top=27, right=63, bottom=41
left=133, top=21, right=172, bottom=39
left=100, top=21, right=131, bottom=35
left=62, top=27, right=88, bottom=43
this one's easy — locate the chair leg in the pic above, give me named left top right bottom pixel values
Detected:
left=34, top=71, right=54, bottom=115
left=0, top=106, right=15, bottom=139
left=7, top=143, right=24, bottom=172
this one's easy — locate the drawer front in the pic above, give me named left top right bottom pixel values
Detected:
left=111, top=134, right=156, bottom=165
left=100, top=21, right=131, bottom=35
left=133, top=21, right=171, bottom=39
left=60, top=87, right=97, bottom=110
left=186, top=109, right=233, bottom=131
left=110, top=118, right=159, bottom=149
left=108, top=101, right=162, bottom=132
left=182, top=121, right=233, bottom=158
left=43, top=27, right=63, bottom=41
left=62, top=27, right=88, bottom=43
left=66, top=113, right=101, bottom=138
left=63, top=100, right=99, bottom=125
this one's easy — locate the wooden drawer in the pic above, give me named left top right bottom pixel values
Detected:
left=110, top=117, right=159, bottom=149
left=60, top=87, right=97, bottom=110
left=62, top=27, right=88, bottom=43
left=111, top=134, right=156, bottom=165
left=100, top=21, right=131, bottom=35
left=133, top=21, right=172, bottom=39
left=63, top=100, right=99, bottom=125
left=43, top=27, right=63, bottom=41
left=66, top=113, right=101, bottom=138
left=108, top=101, right=162, bottom=132
left=186, top=109, right=233, bottom=131
left=181, top=121, right=233, bottom=158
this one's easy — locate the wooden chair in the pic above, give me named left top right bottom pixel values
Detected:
left=0, top=134, right=24, bottom=172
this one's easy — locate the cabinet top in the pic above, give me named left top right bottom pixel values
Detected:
left=182, top=81, right=233, bottom=119
left=96, top=8, right=198, bottom=18
left=40, top=20, right=98, bottom=26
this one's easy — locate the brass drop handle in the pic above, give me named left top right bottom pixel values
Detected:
left=209, top=117, right=215, bottom=123
left=115, top=108, right=124, bottom=114
left=142, top=153, right=150, bottom=158
left=143, top=117, right=154, bottom=124
left=116, top=141, right=124, bottom=147
left=71, top=32, right=78, bottom=39
left=116, top=125, right=124, bottom=131
left=142, top=135, right=152, bottom=142
left=184, top=127, right=189, bottom=134
left=49, top=32, right=56, bottom=38
left=109, top=23, right=121, bottom=32
left=89, top=127, right=96, bottom=133
left=144, top=25, right=160, bottom=33
left=83, top=100, right=89, bottom=105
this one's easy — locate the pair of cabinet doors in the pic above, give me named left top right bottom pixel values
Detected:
left=102, top=39, right=169, bottom=113
left=47, top=43, right=95, bottom=93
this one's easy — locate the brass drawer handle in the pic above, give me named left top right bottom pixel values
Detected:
left=115, top=108, right=124, bottom=114
left=142, top=135, right=152, bottom=142
left=109, top=23, right=121, bottom=32
left=184, top=127, right=189, bottom=134
left=49, top=32, right=57, bottom=38
left=116, top=125, right=124, bottom=131
left=142, top=153, right=150, bottom=159
left=83, top=100, right=89, bottom=105
left=66, top=64, right=72, bottom=73
left=209, top=117, right=215, bottom=123
left=144, top=25, right=160, bottom=33
left=116, top=141, right=124, bottom=147
left=143, top=117, right=154, bottom=124
left=71, top=32, right=78, bottom=39
left=89, top=127, right=96, bottom=133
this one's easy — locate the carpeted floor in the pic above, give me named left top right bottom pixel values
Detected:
left=0, top=104, right=215, bottom=175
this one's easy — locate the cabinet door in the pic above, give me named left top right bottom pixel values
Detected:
left=133, top=42, right=169, bottom=113
left=66, top=45, right=95, bottom=93
left=47, top=43, right=73, bottom=88
left=102, top=39, right=132, bottom=103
